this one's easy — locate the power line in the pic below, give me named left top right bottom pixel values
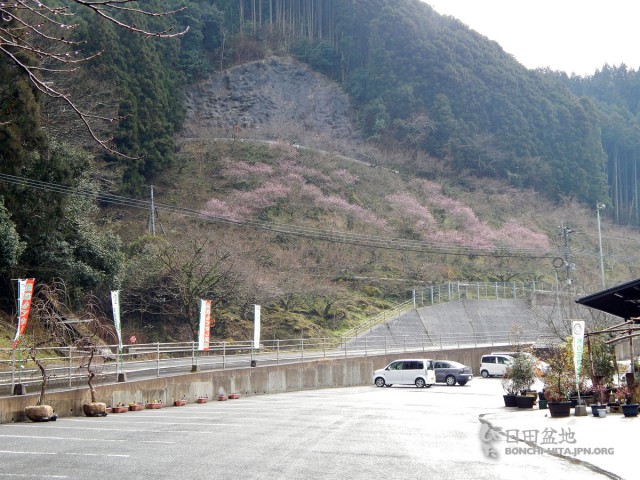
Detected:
left=0, top=172, right=555, bottom=259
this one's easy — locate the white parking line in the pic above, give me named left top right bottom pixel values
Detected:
left=2, top=425, right=234, bottom=434
left=0, top=474, right=68, bottom=478
left=0, top=450, right=129, bottom=458
left=77, top=420, right=241, bottom=427
left=0, top=434, right=175, bottom=444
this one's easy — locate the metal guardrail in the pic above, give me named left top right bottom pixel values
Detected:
left=415, top=281, right=558, bottom=306
left=0, top=331, right=554, bottom=397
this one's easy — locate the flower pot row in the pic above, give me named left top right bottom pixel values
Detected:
left=97, top=394, right=242, bottom=415
left=590, top=403, right=639, bottom=417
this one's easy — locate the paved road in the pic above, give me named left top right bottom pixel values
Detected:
left=0, top=378, right=626, bottom=479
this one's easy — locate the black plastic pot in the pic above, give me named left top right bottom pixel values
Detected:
left=516, top=395, right=536, bottom=408
left=548, top=401, right=572, bottom=417
left=503, top=394, right=518, bottom=407
left=591, top=404, right=607, bottom=417
left=622, top=403, right=639, bottom=417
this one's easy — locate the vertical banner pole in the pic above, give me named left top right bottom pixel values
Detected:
left=253, top=305, right=261, bottom=350
left=573, top=320, right=585, bottom=406
left=11, top=348, right=15, bottom=390
left=251, top=305, right=261, bottom=367
left=13, top=278, right=34, bottom=395
left=111, top=290, right=125, bottom=382
left=195, top=299, right=211, bottom=372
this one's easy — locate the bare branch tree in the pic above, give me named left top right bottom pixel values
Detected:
left=0, top=0, right=188, bottom=157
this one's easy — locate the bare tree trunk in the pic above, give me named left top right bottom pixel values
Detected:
left=31, top=353, right=48, bottom=406
left=87, top=349, right=97, bottom=403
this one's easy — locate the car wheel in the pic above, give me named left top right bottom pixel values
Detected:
left=375, top=377, right=386, bottom=387
left=481, top=370, right=490, bottom=378
left=457, top=381, right=467, bottom=386
left=445, top=375, right=456, bottom=386
left=415, top=378, right=426, bottom=388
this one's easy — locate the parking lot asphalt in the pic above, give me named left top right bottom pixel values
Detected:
left=0, top=378, right=630, bottom=480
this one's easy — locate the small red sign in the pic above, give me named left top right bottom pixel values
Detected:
left=129, top=335, right=137, bottom=344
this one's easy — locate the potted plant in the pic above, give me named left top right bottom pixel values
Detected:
left=590, top=336, right=616, bottom=386
left=590, top=384, right=609, bottom=417
left=541, top=340, right=575, bottom=417
left=23, top=343, right=57, bottom=422
left=196, top=395, right=208, bottom=404
left=174, top=396, right=187, bottom=406
left=129, top=401, right=144, bottom=411
left=112, top=403, right=129, bottom=413
left=80, top=345, right=108, bottom=417
left=76, top=316, right=115, bottom=418
left=501, top=368, right=519, bottom=407
left=510, top=354, right=537, bottom=408
left=619, top=384, right=640, bottom=417
left=146, top=399, right=164, bottom=409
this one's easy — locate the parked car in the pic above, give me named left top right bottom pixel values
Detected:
left=480, top=354, right=514, bottom=377
left=433, top=360, right=473, bottom=386
left=372, top=358, right=436, bottom=388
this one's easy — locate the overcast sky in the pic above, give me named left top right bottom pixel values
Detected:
left=425, top=1, right=640, bottom=76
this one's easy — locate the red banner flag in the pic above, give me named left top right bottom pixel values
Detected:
left=12, top=278, right=35, bottom=348
left=198, top=299, right=212, bottom=351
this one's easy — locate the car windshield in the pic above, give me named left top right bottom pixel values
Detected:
left=447, top=361, right=464, bottom=368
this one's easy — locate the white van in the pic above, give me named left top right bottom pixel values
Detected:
left=480, top=354, right=514, bottom=377
left=373, top=358, right=436, bottom=388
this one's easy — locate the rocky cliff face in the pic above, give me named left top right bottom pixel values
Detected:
left=183, top=56, right=359, bottom=141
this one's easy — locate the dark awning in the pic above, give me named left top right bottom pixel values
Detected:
left=576, top=277, right=640, bottom=320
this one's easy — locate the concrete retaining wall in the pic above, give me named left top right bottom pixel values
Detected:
left=0, top=345, right=504, bottom=424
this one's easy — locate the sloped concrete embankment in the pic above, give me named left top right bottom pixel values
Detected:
left=346, top=299, right=546, bottom=352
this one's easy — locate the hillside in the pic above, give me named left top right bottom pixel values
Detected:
left=5, top=0, right=640, bottom=344
left=91, top=53, right=632, bottom=341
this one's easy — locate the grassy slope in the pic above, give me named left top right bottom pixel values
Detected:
left=102, top=134, right=640, bottom=341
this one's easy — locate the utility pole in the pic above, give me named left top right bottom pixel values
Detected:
left=596, top=203, right=606, bottom=288
left=146, top=186, right=165, bottom=236
left=560, top=222, right=574, bottom=286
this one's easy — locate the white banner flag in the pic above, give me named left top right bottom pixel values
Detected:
left=572, top=320, right=585, bottom=379
left=111, top=290, right=122, bottom=350
left=253, top=304, right=261, bottom=349
left=198, top=299, right=212, bottom=351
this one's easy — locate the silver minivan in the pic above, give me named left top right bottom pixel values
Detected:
left=373, top=358, right=436, bottom=388
left=480, top=354, right=514, bottom=378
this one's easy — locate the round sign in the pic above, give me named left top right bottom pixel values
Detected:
left=129, top=335, right=137, bottom=344
left=552, top=257, right=564, bottom=268
left=573, top=323, right=583, bottom=336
